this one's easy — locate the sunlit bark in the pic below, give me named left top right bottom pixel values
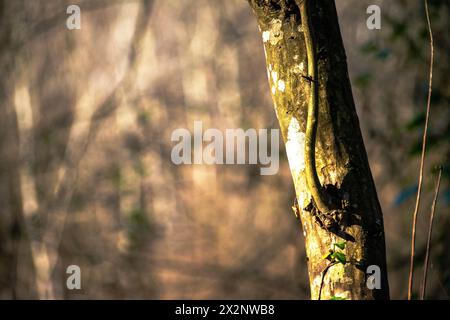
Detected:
left=248, top=0, right=389, bottom=299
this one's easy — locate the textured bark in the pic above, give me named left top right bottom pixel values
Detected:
left=248, top=0, right=389, bottom=299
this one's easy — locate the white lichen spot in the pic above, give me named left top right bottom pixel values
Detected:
left=271, top=85, right=276, bottom=95
left=285, top=117, right=305, bottom=174
left=292, top=62, right=304, bottom=74
left=268, top=64, right=273, bottom=71
left=267, top=19, right=283, bottom=46
left=277, top=79, right=285, bottom=92
left=299, top=191, right=310, bottom=210
left=293, top=55, right=299, bottom=60
left=271, top=70, right=278, bottom=83
left=262, top=30, right=270, bottom=43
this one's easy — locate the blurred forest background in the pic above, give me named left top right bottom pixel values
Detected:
left=0, top=0, right=449, bottom=299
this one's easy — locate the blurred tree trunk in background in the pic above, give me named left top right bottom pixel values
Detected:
left=248, top=0, right=389, bottom=299
left=0, top=0, right=37, bottom=299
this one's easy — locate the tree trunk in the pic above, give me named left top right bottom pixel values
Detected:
left=0, top=1, right=38, bottom=298
left=248, top=0, right=389, bottom=300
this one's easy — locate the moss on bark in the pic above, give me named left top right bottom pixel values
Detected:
left=248, top=0, right=389, bottom=300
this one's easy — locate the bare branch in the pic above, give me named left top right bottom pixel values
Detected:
left=420, top=167, right=442, bottom=300
left=408, top=0, right=434, bottom=300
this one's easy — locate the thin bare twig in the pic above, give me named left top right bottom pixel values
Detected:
left=408, top=0, right=434, bottom=300
left=420, top=167, right=442, bottom=300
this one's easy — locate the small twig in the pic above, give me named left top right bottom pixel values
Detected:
left=408, top=0, right=434, bottom=300
left=420, top=167, right=442, bottom=300
left=318, top=261, right=337, bottom=300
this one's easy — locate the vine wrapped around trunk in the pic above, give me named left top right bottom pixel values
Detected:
left=248, top=0, right=389, bottom=300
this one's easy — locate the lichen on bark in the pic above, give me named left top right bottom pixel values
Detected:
left=248, top=0, right=389, bottom=299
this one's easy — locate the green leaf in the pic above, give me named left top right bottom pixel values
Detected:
left=329, top=296, right=346, bottom=300
left=333, top=241, right=346, bottom=250
left=322, top=250, right=333, bottom=260
left=331, top=251, right=346, bottom=265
